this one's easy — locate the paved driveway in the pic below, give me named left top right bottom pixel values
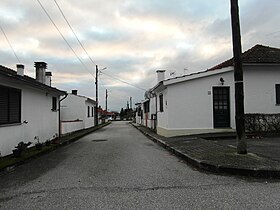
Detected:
left=0, top=121, right=280, bottom=209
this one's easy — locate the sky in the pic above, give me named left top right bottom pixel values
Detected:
left=0, top=0, right=279, bottom=112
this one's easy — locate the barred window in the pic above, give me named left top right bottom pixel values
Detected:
left=0, top=85, right=21, bottom=124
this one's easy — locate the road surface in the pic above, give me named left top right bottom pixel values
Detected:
left=0, top=121, right=279, bottom=209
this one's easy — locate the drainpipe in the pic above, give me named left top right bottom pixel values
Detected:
left=59, top=93, right=68, bottom=138
left=155, top=94, right=158, bottom=132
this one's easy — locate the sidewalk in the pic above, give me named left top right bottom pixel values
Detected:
left=132, top=123, right=280, bottom=178
left=0, top=122, right=111, bottom=173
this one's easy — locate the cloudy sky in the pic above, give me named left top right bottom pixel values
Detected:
left=0, top=0, right=279, bottom=111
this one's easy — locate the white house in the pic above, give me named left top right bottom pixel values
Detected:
left=60, top=90, right=96, bottom=135
left=135, top=96, right=157, bottom=130
left=0, top=62, right=66, bottom=156
left=145, top=44, right=280, bottom=137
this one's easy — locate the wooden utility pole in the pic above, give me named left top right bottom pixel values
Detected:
left=230, top=0, right=247, bottom=154
left=95, top=65, right=98, bottom=126
left=105, top=89, right=108, bottom=119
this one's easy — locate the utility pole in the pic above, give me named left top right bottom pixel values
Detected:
left=130, top=96, right=132, bottom=110
left=95, top=65, right=98, bottom=126
left=230, top=0, right=247, bottom=154
left=105, top=89, right=108, bottom=119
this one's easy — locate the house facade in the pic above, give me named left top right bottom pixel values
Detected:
left=143, top=45, right=280, bottom=137
left=60, top=90, right=96, bottom=135
left=0, top=62, right=66, bottom=156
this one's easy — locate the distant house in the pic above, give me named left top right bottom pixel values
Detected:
left=135, top=102, right=143, bottom=125
left=60, top=90, right=96, bottom=135
left=0, top=62, right=66, bottom=156
left=135, top=97, right=157, bottom=130
left=140, top=44, right=280, bottom=137
left=97, top=107, right=116, bottom=123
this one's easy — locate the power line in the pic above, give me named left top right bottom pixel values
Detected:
left=0, top=24, right=21, bottom=63
left=101, top=71, right=147, bottom=91
left=36, top=0, right=95, bottom=79
left=53, top=0, right=97, bottom=67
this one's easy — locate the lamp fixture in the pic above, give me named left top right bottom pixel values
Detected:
left=220, top=77, right=225, bottom=85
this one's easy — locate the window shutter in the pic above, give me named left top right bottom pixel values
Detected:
left=9, top=89, right=21, bottom=123
left=0, top=86, right=21, bottom=124
left=0, top=87, right=9, bottom=123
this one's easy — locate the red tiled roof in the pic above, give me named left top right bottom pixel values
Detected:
left=209, top=44, right=280, bottom=71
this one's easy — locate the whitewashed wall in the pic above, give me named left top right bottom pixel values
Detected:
left=61, top=120, right=83, bottom=134
left=61, top=94, right=84, bottom=121
left=243, top=65, right=280, bottom=113
left=156, top=88, right=169, bottom=132
left=84, top=100, right=95, bottom=129
left=0, top=79, right=60, bottom=156
left=61, top=94, right=95, bottom=133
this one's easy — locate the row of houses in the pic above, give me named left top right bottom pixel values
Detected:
left=0, top=62, right=109, bottom=156
left=135, top=44, right=280, bottom=137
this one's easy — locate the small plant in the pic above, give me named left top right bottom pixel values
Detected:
left=51, top=133, right=59, bottom=144
left=45, top=139, right=51, bottom=146
left=34, top=136, right=43, bottom=150
left=13, top=141, right=32, bottom=157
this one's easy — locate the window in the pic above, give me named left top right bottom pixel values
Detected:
left=92, top=107, right=94, bottom=117
left=144, top=101, right=150, bottom=113
left=159, top=94, right=164, bottom=112
left=87, top=106, right=90, bottom=117
left=276, top=84, right=280, bottom=105
left=0, top=85, right=21, bottom=124
left=52, top=97, right=57, bottom=111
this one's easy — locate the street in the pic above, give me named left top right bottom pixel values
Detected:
left=0, top=121, right=280, bottom=209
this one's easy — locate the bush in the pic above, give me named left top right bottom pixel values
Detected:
left=245, top=113, right=280, bottom=135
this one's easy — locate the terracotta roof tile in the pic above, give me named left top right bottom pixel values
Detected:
left=209, top=44, right=280, bottom=71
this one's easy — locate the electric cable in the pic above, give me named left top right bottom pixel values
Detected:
left=0, top=24, right=21, bottom=63
left=36, top=0, right=95, bottom=79
left=53, top=0, right=97, bottom=67
left=100, top=71, right=147, bottom=91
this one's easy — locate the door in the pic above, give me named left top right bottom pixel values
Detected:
left=213, top=87, right=230, bottom=128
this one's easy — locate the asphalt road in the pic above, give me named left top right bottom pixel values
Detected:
left=0, top=121, right=280, bottom=209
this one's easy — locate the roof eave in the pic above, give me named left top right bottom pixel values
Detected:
left=0, top=72, right=66, bottom=96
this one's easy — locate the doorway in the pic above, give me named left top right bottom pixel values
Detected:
left=213, top=87, right=230, bottom=128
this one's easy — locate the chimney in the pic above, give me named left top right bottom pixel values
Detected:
left=72, top=90, right=78, bottom=95
left=16, top=64, right=24, bottom=76
left=156, top=70, right=166, bottom=83
left=45, top=71, right=52, bottom=86
left=34, top=62, right=47, bottom=84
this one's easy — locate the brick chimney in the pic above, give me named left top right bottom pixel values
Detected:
left=156, top=70, right=166, bottom=83
left=35, top=62, right=47, bottom=84
left=16, top=64, right=24, bottom=76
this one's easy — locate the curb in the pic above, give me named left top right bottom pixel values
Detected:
left=0, top=122, right=111, bottom=174
left=131, top=123, right=280, bottom=178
